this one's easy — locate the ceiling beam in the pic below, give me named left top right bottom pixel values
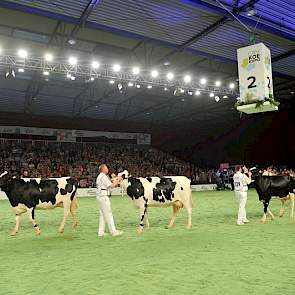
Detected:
left=272, top=49, right=295, bottom=63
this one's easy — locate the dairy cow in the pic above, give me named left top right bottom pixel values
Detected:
left=118, top=171, right=193, bottom=233
left=0, top=171, right=78, bottom=236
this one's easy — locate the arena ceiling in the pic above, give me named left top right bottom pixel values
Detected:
left=0, top=0, right=294, bottom=128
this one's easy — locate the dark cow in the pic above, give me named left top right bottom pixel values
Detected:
left=0, top=171, right=78, bottom=236
left=253, top=173, right=295, bottom=222
left=118, top=170, right=193, bottom=233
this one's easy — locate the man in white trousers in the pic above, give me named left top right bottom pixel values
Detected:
left=96, top=164, right=123, bottom=237
left=233, top=165, right=252, bottom=225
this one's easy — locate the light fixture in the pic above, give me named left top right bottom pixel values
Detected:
left=136, top=84, right=141, bottom=89
left=164, top=87, right=168, bottom=91
left=195, top=90, right=201, bottom=96
left=132, top=67, right=140, bottom=75
left=68, top=56, right=77, bottom=65
left=200, top=78, right=207, bottom=85
left=223, top=95, right=228, bottom=99
left=167, top=72, right=174, bottom=80
left=109, top=80, right=115, bottom=84
left=66, top=73, right=71, bottom=79
left=90, top=76, right=95, bottom=81
left=188, top=90, right=193, bottom=96
left=214, top=96, right=220, bottom=102
left=184, top=75, right=191, bottom=83
left=18, top=68, right=24, bottom=73
left=113, top=64, right=121, bottom=72
left=43, top=71, right=49, bottom=76
left=70, top=76, right=76, bottom=81
left=246, top=7, right=256, bottom=16
left=128, top=82, right=134, bottom=87
left=68, top=38, right=76, bottom=45
left=147, top=85, right=152, bottom=89
left=91, top=61, right=100, bottom=69
left=209, top=92, right=214, bottom=98
left=215, top=80, right=221, bottom=87
left=17, top=49, right=28, bottom=59
left=151, top=70, right=159, bottom=78
left=229, top=83, right=235, bottom=89
left=44, top=53, right=53, bottom=62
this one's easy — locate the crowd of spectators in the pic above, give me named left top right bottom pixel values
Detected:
left=0, top=140, right=211, bottom=187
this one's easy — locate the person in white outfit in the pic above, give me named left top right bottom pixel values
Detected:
left=96, top=164, right=122, bottom=237
left=233, top=165, right=252, bottom=225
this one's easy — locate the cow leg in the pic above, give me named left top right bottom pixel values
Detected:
left=279, top=199, right=286, bottom=217
left=167, top=203, right=181, bottom=229
left=267, top=208, right=275, bottom=220
left=58, top=199, right=71, bottom=233
left=27, top=207, right=41, bottom=235
left=70, top=197, right=78, bottom=228
left=137, top=198, right=148, bottom=234
left=183, top=201, right=192, bottom=229
left=261, top=200, right=269, bottom=223
left=11, top=214, right=21, bottom=236
left=290, top=193, right=294, bottom=221
left=144, top=210, right=150, bottom=230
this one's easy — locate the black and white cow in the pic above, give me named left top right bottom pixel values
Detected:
left=118, top=171, right=193, bottom=233
left=0, top=171, right=78, bottom=236
left=253, top=173, right=295, bottom=223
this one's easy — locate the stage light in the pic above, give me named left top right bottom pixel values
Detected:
left=214, top=96, right=220, bottom=102
left=209, top=92, right=214, bottom=97
left=44, top=53, right=53, bottom=62
left=151, top=70, right=159, bottom=78
left=167, top=72, right=174, bottom=80
left=43, top=71, right=49, bottom=76
left=109, top=80, right=115, bottom=84
left=90, top=76, right=95, bottom=81
left=91, top=61, right=100, bottom=69
left=246, top=7, right=256, bottom=16
left=147, top=85, right=152, bottom=89
left=18, top=49, right=28, bottom=59
left=229, top=83, right=235, bottom=89
left=18, top=68, right=24, bottom=73
left=136, top=84, right=141, bottom=89
left=132, top=67, right=140, bottom=75
left=195, top=90, right=201, bottom=96
left=184, top=75, right=191, bottom=83
left=113, top=64, right=121, bottom=72
left=128, top=82, right=134, bottom=87
left=164, top=87, right=168, bottom=91
left=215, top=80, right=221, bottom=87
left=188, top=90, right=193, bottom=96
left=200, top=78, right=207, bottom=85
left=68, top=56, right=77, bottom=65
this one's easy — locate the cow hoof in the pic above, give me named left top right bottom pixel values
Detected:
left=137, top=228, right=143, bottom=235
left=36, top=229, right=41, bottom=235
left=58, top=228, right=64, bottom=234
left=10, top=231, right=17, bottom=236
left=72, top=222, right=78, bottom=228
left=186, top=225, right=192, bottom=230
left=261, top=219, right=266, bottom=224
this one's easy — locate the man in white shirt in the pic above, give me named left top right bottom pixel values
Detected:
left=96, top=164, right=122, bottom=237
left=233, top=165, right=252, bottom=225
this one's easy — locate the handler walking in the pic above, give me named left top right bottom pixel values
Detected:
left=96, top=164, right=122, bottom=237
left=233, top=165, right=252, bottom=225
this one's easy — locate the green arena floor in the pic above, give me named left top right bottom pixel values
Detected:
left=0, top=190, right=295, bottom=295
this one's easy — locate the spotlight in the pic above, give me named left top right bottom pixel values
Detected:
left=166, top=72, right=174, bottom=80
left=132, top=67, right=140, bottom=75
left=214, top=96, right=220, bottom=102
left=229, top=83, right=235, bottom=89
left=246, top=7, right=256, bottom=16
left=209, top=92, right=214, bottom=98
left=70, top=76, right=76, bottom=81
left=113, top=64, right=121, bottom=72
left=188, top=90, right=193, bottom=96
left=164, top=87, right=168, bottom=91
left=68, top=56, right=77, bottom=65
left=109, top=80, right=115, bottom=84
left=184, top=75, right=191, bottom=83
left=90, top=76, right=95, bottom=81
left=17, top=49, right=28, bottom=59
left=44, top=53, right=53, bottom=62
left=128, top=82, right=134, bottom=87
left=147, top=85, right=152, bottom=89
left=195, top=90, right=201, bottom=96
left=223, top=95, right=228, bottom=99
left=151, top=70, right=159, bottom=78
left=18, top=68, right=24, bottom=73
left=136, top=84, right=141, bottom=89
left=43, top=71, right=49, bottom=76
left=91, top=61, right=100, bottom=69
left=200, top=78, right=207, bottom=85
left=215, top=81, right=221, bottom=87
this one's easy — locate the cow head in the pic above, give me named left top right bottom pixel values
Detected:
left=0, top=171, right=12, bottom=189
left=117, top=170, right=130, bottom=189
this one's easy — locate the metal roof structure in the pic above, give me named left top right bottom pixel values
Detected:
left=0, top=0, right=294, bottom=128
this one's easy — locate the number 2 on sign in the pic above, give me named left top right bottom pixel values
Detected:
left=247, top=76, right=256, bottom=89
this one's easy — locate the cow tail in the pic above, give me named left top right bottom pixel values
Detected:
left=70, top=181, right=79, bottom=210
